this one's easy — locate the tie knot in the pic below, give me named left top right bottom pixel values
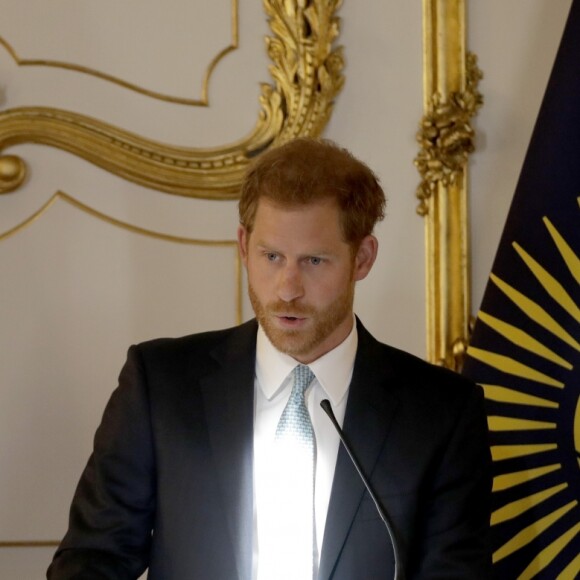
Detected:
left=294, top=364, right=315, bottom=394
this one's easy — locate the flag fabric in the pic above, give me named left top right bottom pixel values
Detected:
left=462, top=2, right=580, bottom=578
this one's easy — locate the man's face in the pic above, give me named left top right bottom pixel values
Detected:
left=238, top=197, right=377, bottom=363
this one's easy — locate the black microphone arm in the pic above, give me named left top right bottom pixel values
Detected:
left=320, top=399, right=405, bottom=580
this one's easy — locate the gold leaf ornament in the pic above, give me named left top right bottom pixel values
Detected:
left=0, top=0, right=345, bottom=198
left=414, top=52, right=483, bottom=216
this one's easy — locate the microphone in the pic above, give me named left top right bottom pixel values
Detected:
left=320, top=399, right=405, bottom=580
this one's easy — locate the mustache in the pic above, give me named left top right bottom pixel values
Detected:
left=267, top=301, right=315, bottom=317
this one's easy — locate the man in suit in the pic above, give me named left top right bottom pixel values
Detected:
left=48, top=138, right=492, bottom=579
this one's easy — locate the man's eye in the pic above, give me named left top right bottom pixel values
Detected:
left=266, top=252, right=278, bottom=261
left=309, top=257, right=322, bottom=266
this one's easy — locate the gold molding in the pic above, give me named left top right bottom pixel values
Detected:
left=0, top=0, right=344, bottom=197
left=416, top=0, right=483, bottom=370
left=0, top=541, right=58, bottom=548
left=0, top=0, right=239, bottom=107
left=0, top=191, right=243, bottom=325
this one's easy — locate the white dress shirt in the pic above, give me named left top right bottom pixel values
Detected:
left=252, top=319, right=357, bottom=580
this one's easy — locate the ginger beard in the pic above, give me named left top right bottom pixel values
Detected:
left=248, top=276, right=355, bottom=360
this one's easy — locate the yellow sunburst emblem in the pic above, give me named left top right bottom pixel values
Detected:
left=465, top=200, right=580, bottom=578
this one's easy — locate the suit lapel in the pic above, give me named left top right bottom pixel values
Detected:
left=199, top=320, right=258, bottom=580
left=318, top=321, right=400, bottom=580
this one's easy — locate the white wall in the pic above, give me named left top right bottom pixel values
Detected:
left=0, top=1, right=572, bottom=576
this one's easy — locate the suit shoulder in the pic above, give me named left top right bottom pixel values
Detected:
left=389, top=343, right=473, bottom=383
left=368, top=336, right=481, bottom=403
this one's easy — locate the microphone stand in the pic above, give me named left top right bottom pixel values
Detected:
left=321, top=399, right=405, bottom=580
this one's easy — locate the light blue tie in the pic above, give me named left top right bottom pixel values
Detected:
left=276, top=364, right=316, bottom=449
left=274, top=364, right=316, bottom=579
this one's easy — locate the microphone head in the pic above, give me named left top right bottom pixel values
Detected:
left=320, top=399, right=332, bottom=415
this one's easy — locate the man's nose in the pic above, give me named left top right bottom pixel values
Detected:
left=277, top=263, right=304, bottom=303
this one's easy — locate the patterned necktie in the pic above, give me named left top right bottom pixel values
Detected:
left=276, top=364, right=316, bottom=448
left=273, top=364, right=316, bottom=580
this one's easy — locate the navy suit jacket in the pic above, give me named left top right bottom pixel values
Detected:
left=48, top=319, right=492, bottom=579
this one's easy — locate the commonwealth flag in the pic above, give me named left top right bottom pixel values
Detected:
left=462, top=1, right=580, bottom=578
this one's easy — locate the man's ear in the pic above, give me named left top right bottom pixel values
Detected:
left=237, top=225, right=249, bottom=266
left=353, top=235, right=378, bottom=281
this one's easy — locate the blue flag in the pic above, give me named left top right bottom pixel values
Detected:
left=462, top=2, right=580, bottom=578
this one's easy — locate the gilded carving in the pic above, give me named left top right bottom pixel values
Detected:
left=417, top=0, right=483, bottom=371
left=0, top=154, right=25, bottom=192
left=0, top=0, right=344, bottom=198
left=415, top=53, right=483, bottom=217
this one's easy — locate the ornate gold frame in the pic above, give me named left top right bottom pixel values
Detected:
left=415, top=0, right=482, bottom=370
left=0, top=0, right=344, bottom=198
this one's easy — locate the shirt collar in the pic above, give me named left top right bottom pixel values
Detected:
left=256, top=316, right=358, bottom=407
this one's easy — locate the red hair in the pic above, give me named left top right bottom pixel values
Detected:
left=239, top=138, right=386, bottom=247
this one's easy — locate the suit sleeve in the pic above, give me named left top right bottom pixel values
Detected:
left=410, top=383, right=493, bottom=579
left=47, top=345, right=156, bottom=580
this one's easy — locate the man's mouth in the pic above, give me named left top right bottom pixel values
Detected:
left=275, top=314, right=307, bottom=325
